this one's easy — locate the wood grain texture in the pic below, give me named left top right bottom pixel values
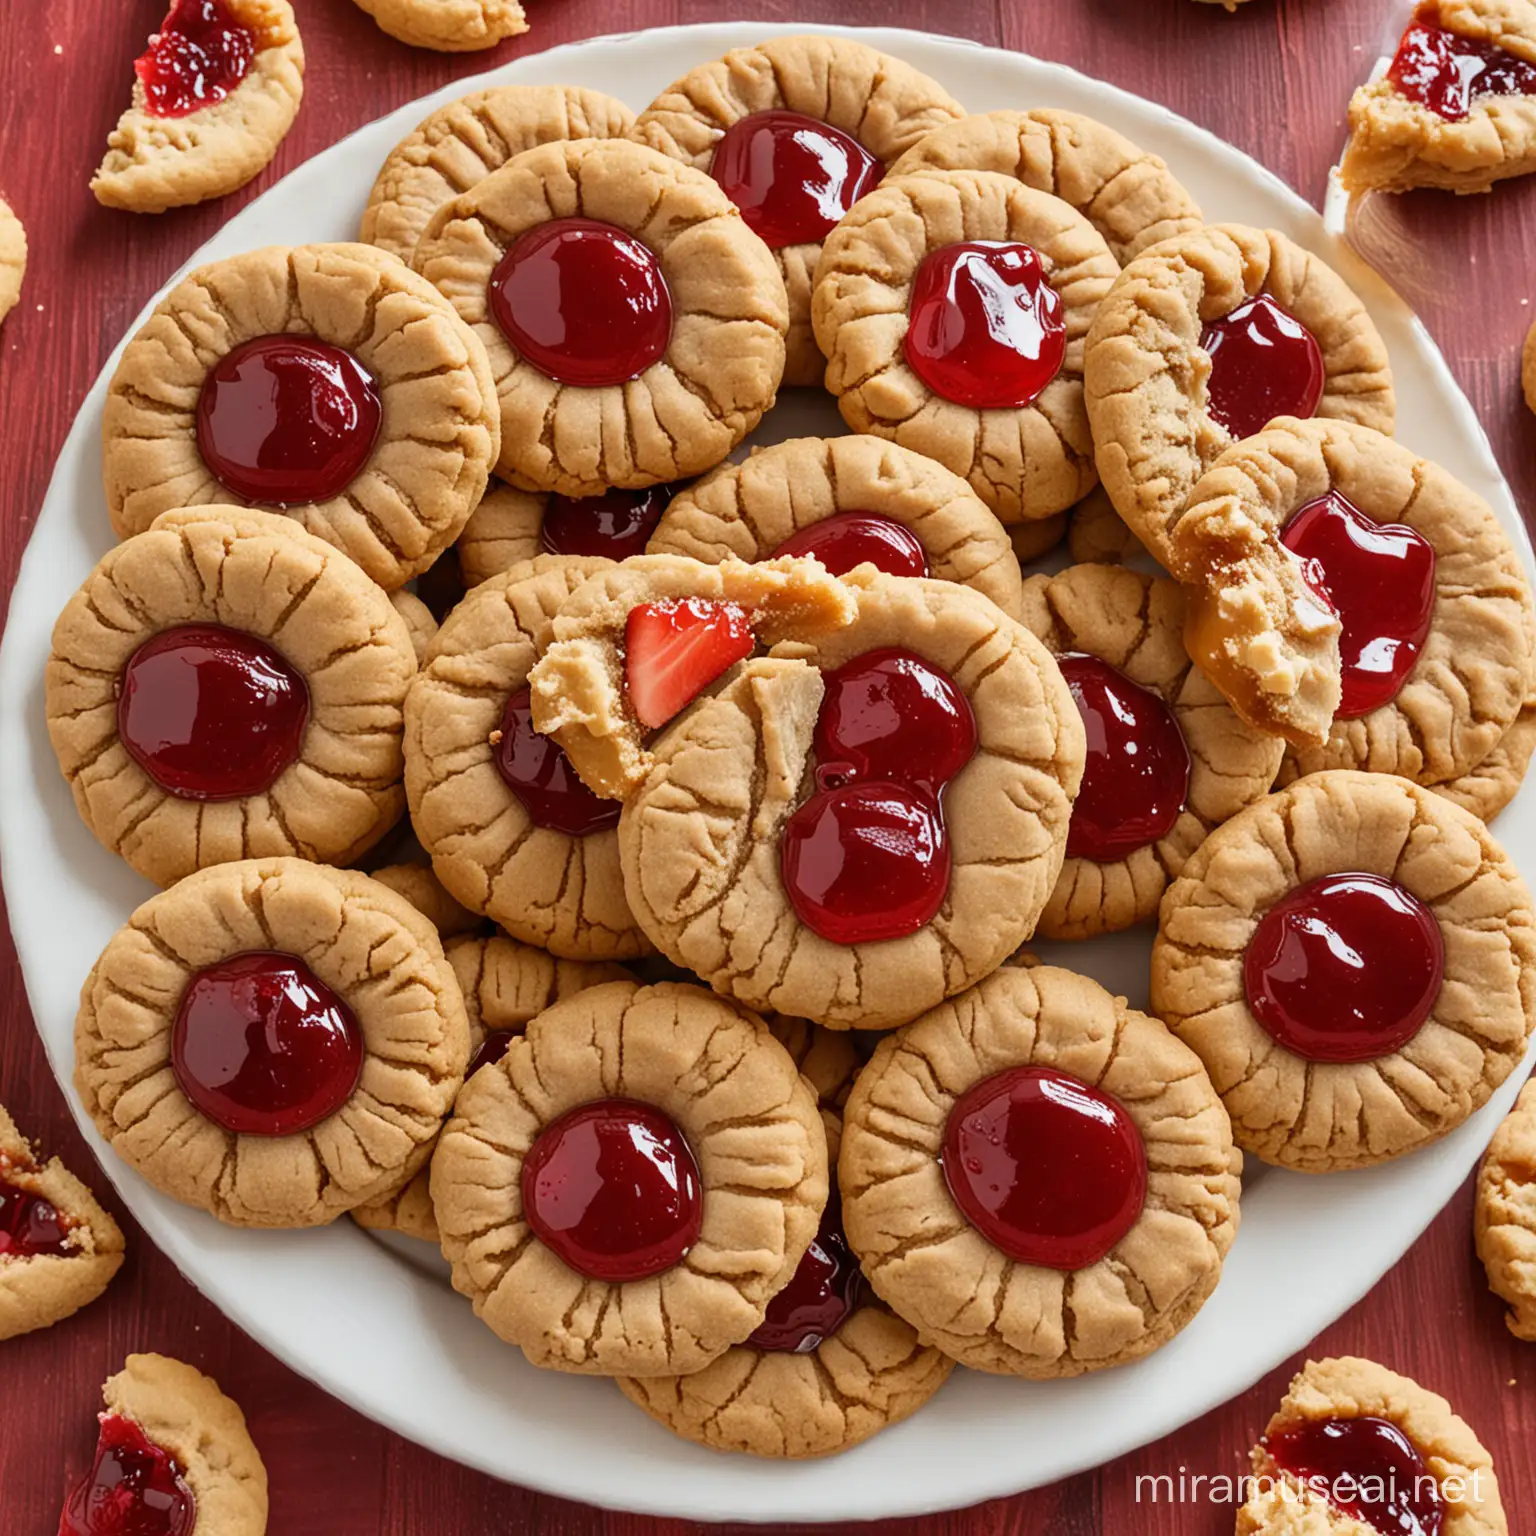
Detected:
left=0, top=0, right=1532, bottom=1530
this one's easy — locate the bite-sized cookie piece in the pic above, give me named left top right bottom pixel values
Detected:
left=389, top=588, right=438, bottom=664
left=614, top=570, right=1086, bottom=1030
left=1341, top=1, right=1536, bottom=196
left=92, top=0, right=304, bottom=213
left=647, top=435, right=1024, bottom=618
left=1436, top=696, right=1536, bottom=822
left=1020, top=564, right=1283, bottom=940
left=46, top=507, right=417, bottom=887
left=1009, top=513, right=1069, bottom=566
left=362, top=86, right=634, bottom=263
left=413, top=137, right=787, bottom=497
left=75, top=857, right=470, bottom=1228
left=0, top=197, right=25, bottom=324
left=842, top=963, right=1240, bottom=1376
left=1179, top=418, right=1534, bottom=763
left=631, top=35, right=963, bottom=387
left=431, top=979, right=828, bottom=1376
left=350, top=0, right=525, bottom=51
left=1476, top=1078, right=1536, bottom=1340
left=1236, top=1356, right=1507, bottom=1535
left=369, top=861, right=479, bottom=938
left=814, top=170, right=1120, bottom=526
left=768, top=1015, right=861, bottom=1110
left=102, top=241, right=500, bottom=589
left=1084, top=224, right=1395, bottom=569
left=61, top=1353, right=268, bottom=1536
left=0, top=1107, right=125, bottom=1342
left=889, top=108, right=1203, bottom=264
left=1067, top=485, right=1149, bottom=566
left=1152, top=771, right=1536, bottom=1173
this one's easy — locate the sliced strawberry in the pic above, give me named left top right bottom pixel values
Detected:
left=625, top=599, right=754, bottom=730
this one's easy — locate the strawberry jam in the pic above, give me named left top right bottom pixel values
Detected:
left=904, top=241, right=1066, bottom=409
left=747, top=1191, right=863, bottom=1353
left=1388, top=8, right=1536, bottom=122
left=1200, top=293, right=1326, bottom=441
left=1264, top=1415, right=1443, bottom=1536
left=59, top=1415, right=196, bottom=1536
left=117, top=624, right=309, bottom=801
left=494, top=687, right=620, bottom=837
left=942, top=1065, right=1147, bottom=1269
left=770, top=512, right=930, bottom=579
left=135, top=0, right=256, bottom=120
left=0, top=1179, right=72, bottom=1258
left=540, top=486, right=671, bottom=561
left=1244, top=874, right=1445, bottom=1063
left=522, top=1099, right=702, bottom=1282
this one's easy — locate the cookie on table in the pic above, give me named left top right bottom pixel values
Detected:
left=1152, top=770, right=1536, bottom=1173
left=0, top=197, right=24, bottom=324
left=1476, top=1078, right=1536, bottom=1341
left=92, top=0, right=304, bottom=213
left=631, top=35, right=963, bottom=388
left=1341, top=2, right=1536, bottom=196
left=369, top=860, right=479, bottom=938
left=431, top=979, right=828, bottom=1376
left=412, top=137, right=787, bottom=497
left=814, top=169, right=1120, bottom=527
left=75, top=857, right=470, bottom=1228
left=102, top=241, right=500, bottom=590
left=1020, top=564, right=1283, bottom=940
left=647, top=435, right=1025, bottom=619
left=1084, top=224, right=1395, bottom=571
left=61, top=1354, right=268, bottom=1536
left=46, top=507, right=417, bottom=887
left=0, top=1106, right=124, bottom=1342
left=361, top=86, right=633, bottom=263
left=350, top=0, right=525, bottom=51
left=841, top=963, right=1240, bottom=1377
left=1236, top=1356, right=1507, bottom=1535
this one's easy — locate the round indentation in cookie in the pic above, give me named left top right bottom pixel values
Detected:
left=1388, top=12, right=1536, bottom=121
left=771, top=511, right=930, bottom=579
left=0, top=1181, right=71, bottom=1258
left=59, top=1415, right=197, bottom=1536
left=1263, top=1415, right=1442, bottom=1536
left=541, top=486, right=672, bottom=560
left=747, top=1188, right=863, bottom=1353
left=135, top=0, right=255, bottom=119
left=1198, top=292, right=1325, bottom=443
left=493, top=687, right=620, bottom=837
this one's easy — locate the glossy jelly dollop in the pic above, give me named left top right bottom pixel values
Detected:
left=1265, top=1415, right=1443, bottom=1536
left=135, top=0, right=255, bottom=119
left=540, top=486, right=671, bottom=560
left=59, top=1415, right=196, bottom=1536
left=747, top=1192, right=863, bottom=1353
left=1388, top=9, right=1536, bottom=121
left=1200, top=293, right=1325, bottom=441
left=494, top=687, right=620, bottom=837
left=0, top=1178, right=72, bottom=1259
left=770, top=512, right=930, bottom=580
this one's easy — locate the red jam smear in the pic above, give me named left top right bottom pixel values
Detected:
left=1058, top=653, right=1190, bottom=863
left=135, top=0, right=256, bottom=120
left=904, top=241, right=1067, bottom=409
left=171, top=951, right=365, bottom=1136
left=1199, top=293, right=1326, bottom=442
left=494, top=686, right=620, bottom=837
left=467, top=1030, right=514, bottom=1078
left=770, top=512, right=930, bottom=580
left=942, top=1065, right=1147, bottom=1269
left=1265, top=1415, right=1444, bottom=1536
left=489, top=218, right=672, bottom=388
left=747, top=1191, right=863, bottom=1353
left=1280, top=490, right=1436, bottom=719
left=522, top=1098, right=702, bottom=1282
left=710, top=110, right=882, bottom=249
left=117, top=624, right=309, bottom=802
left=196, top=336, right=382, bottom=506
left=540, top=486, right=672, bottom=560
left=1388, top=9, right=1536, bottom=122
left=0, top=1177, right=72, bottom=1259
left=1244, top=873, right=1445, bottom=1063
left=59, top=1415, right=197, bottom=1536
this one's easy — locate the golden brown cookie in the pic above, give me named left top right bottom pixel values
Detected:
left=1237, top=1356, right=1507, bottom=1535
left=430, top=979, right=828, bottom=1376
left=647, top=435, right=1025, bottom=618
left=1476, top=1078, right=1536, bottom=1340
left=0, top=1106, right=125, bottom=1342
left=1435, top=692, right=1536, bottom=822
left=1009, top=513, right=1069, bottom=566
left=1152, top=770, right=1536, bottom=1173
left=631, top=35, right=963, bottom=387
left=1084, top=224, right=1395, bottom=570
left=767, top=1015, right=860, bottom=1110
left=814, top=169, right=1119, bottom=526
left=840, top=963, right=1240, bottom=1377
left=0, top=196, right=25, bottom=324
left=92, top=0, right=304, bottom=214
left=46, top=506, right=417, bottom=888
left=456, top=481, right=545, bottom=585
left=350, top=0, right=525, bottom=50
left=413, top=137, right=787, bottom=497
left=102, top=242, right=500, bottom=589
left=389, top=589, right=438, bottom=664
left=1020, top=564, right=1283, bottom=939
left=1066, top=484, right=1149, bottom=565
left=369, top=861, right=479, bottom=938
left=75, top=857, right=470, bottom=1228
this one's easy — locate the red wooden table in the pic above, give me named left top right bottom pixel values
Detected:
left=1, top=1, right=1532, bottom=1530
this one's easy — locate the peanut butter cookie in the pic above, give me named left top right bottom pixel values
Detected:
left=350, top=0, right=525, bottom=51
left=0, top=197, right=25, bottom=324
left=1009, top=513, right=1069, bottom=565
left=768, top=1015, right=860, bottom=1111
left=1066, top=485, right=1149, bottom=566
left=389, top=589, right=438, bottom=664
left=369, top=861, right=479, bottom=938
left=1436, top=696, right=1536, bottom=821
left=1476, top=1078, right=1536, bottom=1340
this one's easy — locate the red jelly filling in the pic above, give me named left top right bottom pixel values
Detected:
left=196, top=336, right=382, bottom=506
left=494, top=687, right=620, bottom=837
left=540, top=486, right=671, bottom=560
left=748, top=1192, right=863, bottom=1353
left=1199, top=293, right=1326, bottom=441
left=59, top=1415, right=196, bottom=1536
left=770, top=512, right=930, bottom=580
left=171, top=951, right=365, bottom=1136
left=710, top=110, right=882, bottom=248
left=1389, top=9, right=1536, bottom=122
left=135, top=0, right=256, bottom=120
left=1280, top=491, right=1436, bottom=719
left=489, top=218, right=672, bottom=388
left=1265, top=1415, right=1443, bottom=1536
left=117, top=624, right=309, bottom=802
left=522, top=1099, right=702, bottom=1282
left=0, top=1178, right=72, bottom=1259
left=1244, top=874, right=1445, bottom=1063
left=467, top=1030, right=514, bottom=1078
left=904, top=241, right=1067, bottom=409
left=1058, top=653, right=1190, bottom=863
left=942, top=1065, right=1147, bottom=1269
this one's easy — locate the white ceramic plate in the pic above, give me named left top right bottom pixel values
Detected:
left=2, top=22, right=1532, bottom=1524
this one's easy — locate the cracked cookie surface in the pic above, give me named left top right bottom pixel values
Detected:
left=350, top=0, right=526, bottom=51
left=1066, top=484, right=1149, bottom=566
left=1476, top=1077, right=1536, bottom=1340
left=456, top=481, right=547, bottom=585
left=0, top=197, right=25, bottom=324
